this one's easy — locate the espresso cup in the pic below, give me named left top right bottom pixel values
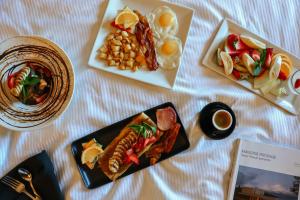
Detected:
left=212, top=109, right=233, bottom=131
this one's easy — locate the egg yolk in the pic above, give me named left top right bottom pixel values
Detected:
left=159, top=12, right=174, bottom=27
left=161, top=40, right=178, bottom=56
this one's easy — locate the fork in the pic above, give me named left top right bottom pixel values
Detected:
left=1, top=176, right=36, bottom=200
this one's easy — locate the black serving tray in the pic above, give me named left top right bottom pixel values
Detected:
left=71, top=102, right=190, bottom=189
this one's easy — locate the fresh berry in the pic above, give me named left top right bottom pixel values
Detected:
left=232, top=69, right=241, bottom=80
left=264, top=48, right=273, bottom=67
left=143, top=136, right=156, bottom=148
left=278, top=71, right=288, bottom=80
left=234, top=39, right=250, bottom=50
left=251, top=50, right=261, bottom=61
left=7, top=75, right=15, bottom=89
left=294, top=79, right=300, bottom=89
left=227, top=34, right=239, bottom=49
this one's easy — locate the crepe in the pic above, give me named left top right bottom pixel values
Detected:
left=98, top=112, right=156, bottom=181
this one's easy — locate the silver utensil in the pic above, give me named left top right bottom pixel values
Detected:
left=18, top=168, right=41, bottom=200
left=1, top=176, right=36, bottom=200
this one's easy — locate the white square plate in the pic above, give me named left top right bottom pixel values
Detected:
left=88, top=0, right=194, bottom=89
left=203, top=19, right=300, bottom=115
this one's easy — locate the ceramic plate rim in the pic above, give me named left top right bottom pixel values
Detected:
left=0, top=35, right=75, bottom=131
left=88, top=0, right=194, bottom=89
left=202, top=18, right=300, bottom=115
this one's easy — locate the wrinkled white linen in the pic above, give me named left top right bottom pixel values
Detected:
left=0, top=0, right=300, bottom=199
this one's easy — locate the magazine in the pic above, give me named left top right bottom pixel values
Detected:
left=227, top=139, right=300, bottom=200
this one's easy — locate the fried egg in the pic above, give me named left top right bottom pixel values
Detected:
left=148, top=6, right=178, bottom=38
left=156, top=35, right=182, bottom=69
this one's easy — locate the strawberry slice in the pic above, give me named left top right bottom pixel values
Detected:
left=264, top=48, right=273, bottom=67
left=227, top=34, right=251, bottom=51
left=129, top=154, right=139, bottom=165
left=232, top=70, right=241, bottom=80
left=251, top=50, right=261, bottom=61
left=234, top=39, right=250, bottom=50
left=7, top=75, right=16, bottom=89
left=228, top=50, right=250, bottom=58
left=227, top=34, right=239, bottom=49
left=294, top=79, right=300, bottom=89
left=125, top=149, right=139, bottom=165
left=143, top=136, right=157, bottom=148
left=123, top=155, right=131, bottom=164
left=278, top=71, right=287, bottom=80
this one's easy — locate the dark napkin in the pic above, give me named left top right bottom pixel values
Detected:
left=0, top=150, right=64, bottom=200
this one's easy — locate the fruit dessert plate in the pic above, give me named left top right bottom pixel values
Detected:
left=202, top=19, right=300, bottom=115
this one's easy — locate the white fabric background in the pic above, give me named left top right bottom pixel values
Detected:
left=0, top=0, right=300, bottom=199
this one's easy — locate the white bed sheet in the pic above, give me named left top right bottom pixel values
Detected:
left=0, top=0, right=299, bottom=199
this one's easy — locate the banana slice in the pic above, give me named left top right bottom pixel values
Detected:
left=220, top=51, right=233, bottom=75
left=234, top=63, right=248, bottom=72
left=260, top=79, right=280, bottom=95
left=269, top=56, right=282, bottom=80
left=242, top=53, right=255, bottom=75
left=217, top=48, right=223, bottom=66
left=240, top=35, right=266, bottom=49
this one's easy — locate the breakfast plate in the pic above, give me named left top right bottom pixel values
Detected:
left=202, top=19, right=300, bottom=115
left=0, top=36, right=74, bottom=131
left=88, top=0, right=194, bottom=89
left=71, top=102, right=190, bottom=189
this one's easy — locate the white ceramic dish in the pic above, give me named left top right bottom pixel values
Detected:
left=0, top=36, right=75, bottom=131
left=202, top=19, right=300, bottom=115
left=88, top=0, right=194, bottom=89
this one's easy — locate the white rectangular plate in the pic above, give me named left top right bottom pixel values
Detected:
left=88, top=0, right=194, bottom=89
left=202, top=19, right=300, bottom=115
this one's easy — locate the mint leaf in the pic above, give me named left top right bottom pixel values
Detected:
left=142, top=122, right=156, bottom=135
left=260, top=49, right=267, bottom=65
left=253, top=64, right=262, bottom=76
left=128, top=123, right=156, bottom=138
left=21, top=76, right=40, bottom=86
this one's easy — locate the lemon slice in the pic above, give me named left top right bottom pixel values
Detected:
left=220, top=51, right=233, bottom=75
left=240, top=35, right=266, bottom=49
left=81, top=145, right=104, bottom=164
left=269, top=56, right=282, bottom=80
left=115, top=7, right=139, bottom=29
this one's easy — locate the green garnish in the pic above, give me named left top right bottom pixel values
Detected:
left=20, top=76, right=40, bottom=101
left=253, top=49, right=267, bottom=76
left=21, top=76, right=40, bottom=86
left=128, top=122, right=156, bottom=138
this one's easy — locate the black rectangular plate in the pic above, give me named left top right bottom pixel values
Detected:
left=71, top=102, right=190, bottom=189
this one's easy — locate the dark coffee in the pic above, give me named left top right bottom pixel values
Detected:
left=214, top=110, right=231, bottom=128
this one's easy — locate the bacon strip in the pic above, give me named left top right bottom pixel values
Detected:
left=134, top=10, right=159, bottom=70
left=146, top=123, right=181, bottom=165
